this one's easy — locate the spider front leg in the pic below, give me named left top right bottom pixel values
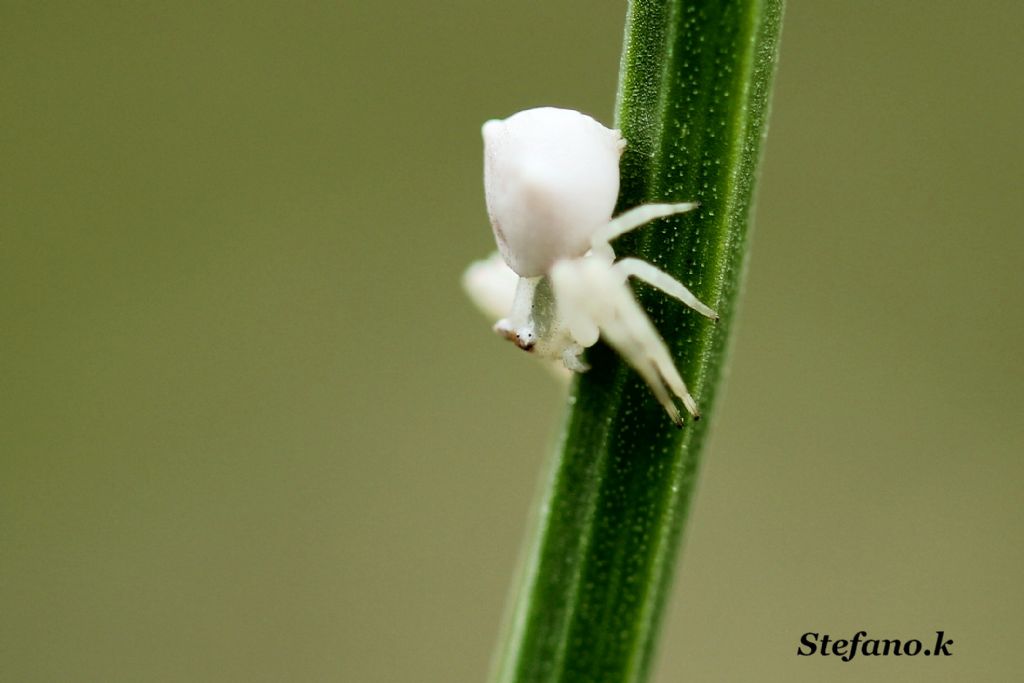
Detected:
left=613, top=258, right=718, bottom=321
left=590, top=201, right=700, bottom=258
left=551, top=255, right=702, bottom=426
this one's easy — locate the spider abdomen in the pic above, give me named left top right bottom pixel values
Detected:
left=482, top=107, right=624, bottom=277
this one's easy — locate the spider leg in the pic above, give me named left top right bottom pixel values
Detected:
left=613, top=258, right=718, bottom=321
left=551, top=256, right=701, bottom=424
left=598, top=286, right=700, bottom=424
left=591, top=202, right=699, bottom=251
left=462, top=252, right=519, bottom=323
left=561, top=343, right=590, bottom=373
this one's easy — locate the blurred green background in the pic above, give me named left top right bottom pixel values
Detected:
left=2, top=2, right=1021, bottom=681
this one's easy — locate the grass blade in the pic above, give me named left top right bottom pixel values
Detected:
left=490, top=1, right=784, bottom=681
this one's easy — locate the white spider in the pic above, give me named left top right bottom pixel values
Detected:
left=462, top=107, right=717, bottom=426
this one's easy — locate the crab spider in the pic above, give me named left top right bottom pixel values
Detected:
left=462, top=107, right=717, bottom=426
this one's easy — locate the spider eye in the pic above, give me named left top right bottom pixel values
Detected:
left=516, top=331, right=536, bottom=351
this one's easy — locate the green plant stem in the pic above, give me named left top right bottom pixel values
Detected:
left=489, top=1, right=783, bottom=682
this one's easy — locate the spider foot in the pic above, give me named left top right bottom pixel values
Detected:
left=561, top=344, right=590, bottom=373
